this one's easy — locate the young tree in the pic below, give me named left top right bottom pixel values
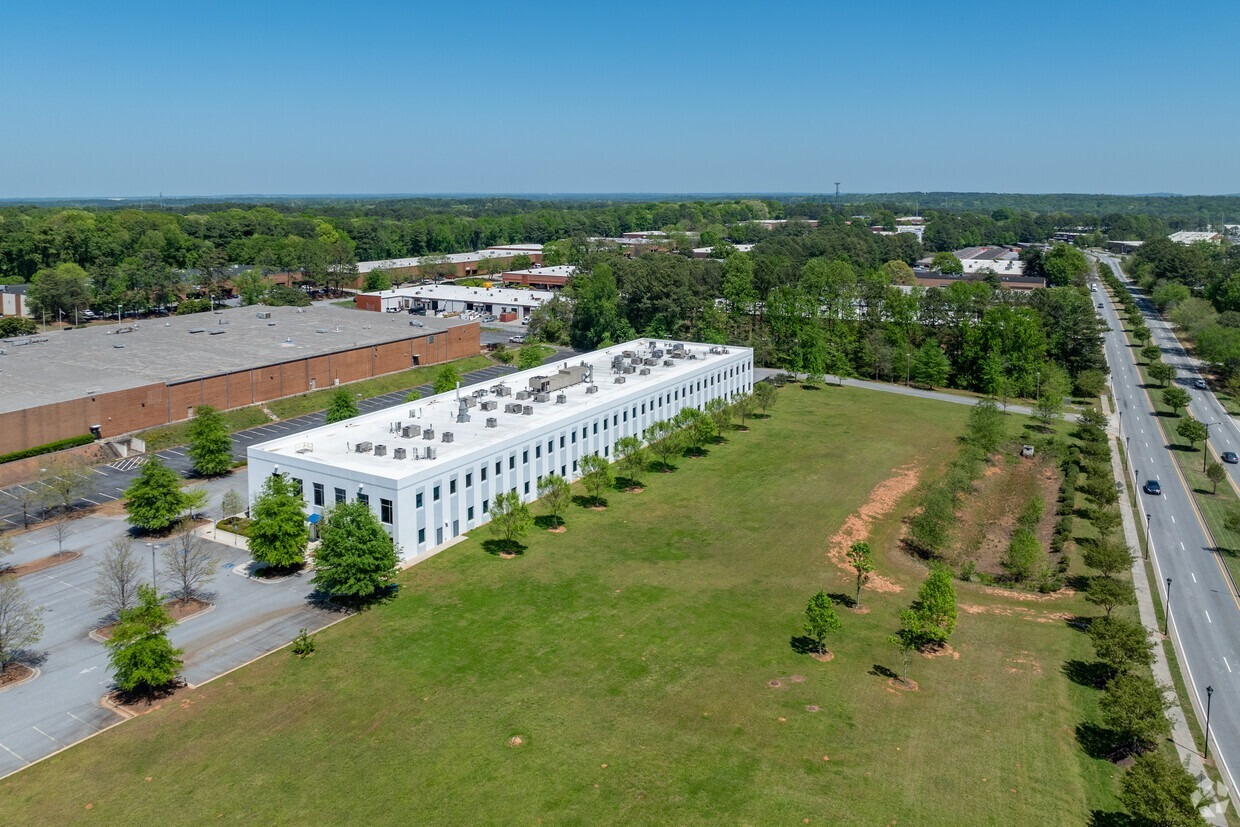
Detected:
left=1207, top=461, right=1227, bottom=494
left=1130, top=322, right=1152, bottom=347
left=646, top=420, right=682, bottom=470
left=325, top=388, right=360, bottom=424
left=1100, top=673, right=1171, bottom=756
left=752, top=380, right=778, bottom=416
left=0, top=532, right=12, bottom=568
left=1140, top=344, right=1162, bottom=365
left=39, top=456, right=91, bottom=516
left=247, top=474, right=309, bottom=569
left=182, top=487, right=209, bottom=522
left=1086, top=576, right=1136, bottom=618
left=803, top=591, right=841, bottom=656
left=106, top=584, right=183, bottom=698
left=537, top=474, right=570, bottom=528
left=1176, top=415, right=1207, bottom=452
left=1082, top=536, right=1133, bottom=578
left=187, top=405, right=233, bottom=476
left=1162, top=386, right=1191, bottom=416
left=909, top=564, right=957, bottom=647
left=93, top=536, right=143, bottom=620
left=488, top=490, right=533, bottom=553
left=517, top=344, right=544, bottom=370
left=846, top=541, right=874, bottom=605
left=1147, top=360, right=1177, bottom=388
left=732, top=393, right=755, bottom=428
left=1034, top=364, right=1069, bottom=429
left=1121, top=751, right=1210, bottom=827
left=1002, top=527, right=1042, bottom=583
left=0, top=578, right=44, bottom=673
left=161, top=521, right=219, bottom=605
left=220, top=489, right=244, bottom=522
left=579, top=454, right=613, bottom=505
left=705, top=397, right=732, bottom=438
left=614, top=436, right=647, bottom=487
left=52, top=520, right=72, bottom=555
left=124, top=457, right=190, bottom=533
left=911, top=340, right=951, bottom=388
left=433, top=365, right=460, bottom=394
left=889, top=609, right=924, bottom=685
left=311, top=501, right=400, bottom=598
left=1090, top=505, right=1122, bottom=538
left=1089, top=615, right=1155, bottom=676
left=964, top=398, right=1006, bottom=454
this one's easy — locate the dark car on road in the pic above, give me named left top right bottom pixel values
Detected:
left=1223, top=452, right=1239, bottom=464
left=1144, top=479, right=1162, bottom=496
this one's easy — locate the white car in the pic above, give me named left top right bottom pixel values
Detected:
left=509, top=335, right=525, bottom=343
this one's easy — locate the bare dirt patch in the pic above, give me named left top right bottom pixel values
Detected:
left=588, top=505, right=607, bottom=512
left=507, top=736, right=524, bottom=747
left=1006, top=652, right=1044, bottom=676
left=545, top=525, right=567, bottom=534
left=804, top=705, right=820, bottom=713
left=959, top=603, right=1073, bottom=625
left=849, top=605, right=872, bottom=615
left=887, top=678, right=919, bottom=692
left=623, top=486, right=645, bottom=494
left=825, top=463, right=923, bottom=594
left=920, top=644, right=960, bottom=660
left=811, top=651, right=836, bottom=663
left=5, top=550, right=81, bottom=577
left=947, top=456, right=1063, bottom=578
left=0, top=662, right=35, bottom=688
left=498, top=552, right=518, bottom=559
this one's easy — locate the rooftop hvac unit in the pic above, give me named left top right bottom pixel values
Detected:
left=316, top=328, right=329, bottom=334
left=424, top=447, right=437, bottom=460
left=534, top=392, right=550, bottom=403
left=486, top=417, right=498, bottom=428
left=456, top=398, right=471, bottom=424
left=374, top=444, right=387, bottom=457
left=651, top=349, right=664, bottom=359
left=623, top=365, right=636, bottom=374
left=522, top=405, right=533, bottom=416
left=442, top=432, right=455, bottom=443
left=423, top=428, right=435, bottom=440
left=472, top=388, right=488, bottom=398
left=464, top=396, right=477, bottom=408
left=516, top=390, right=531, bottom=400
left=639, top=368, right=651, bottom=376
left=504, top=402, right=523, bottom=414
left=586, top=385, right=599, bottom=394
left=393, top=447, right=407, bottom=460
left=611, top=355, right=625, bottom=370
left=409, top=447, right=419, bottom=460
left=671, top=350, right=686, bottom=359
left=480, top=400, right=497, bottom=411
left=622, top=350, right=636, bottom=358
left=556, top=393, right=567, bottom=404
left=663, top=360, right=674, bottom=367
left=643, top=357, right=658, bottom=366
left=256, top=311, right=271, bottom=319
left=629, top=357, right=642, bottom=366
left=402, top=424, right=421, bottom=438
left=615, top=376, right=626, bottom=384
left=355, top=442, right=373, bottom=453
left=492, top=384, right=511, bottom=397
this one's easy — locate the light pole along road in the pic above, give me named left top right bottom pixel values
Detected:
left=1097, top=255, right=1240, bottom=796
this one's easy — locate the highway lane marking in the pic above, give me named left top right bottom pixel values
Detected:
left=1170, top=515, right=1176, bottom=524
left=31, top=726, right=59, bottom=745
left=1206, top=611, right=1212, bottom=623
left=1181, top=542, right=1186, bottom=550
left=1192, top=572, right=1197, bottom=582
left=1228, top=658, right=1234, bottom=673
left=0, top=742, right=26, bottom=763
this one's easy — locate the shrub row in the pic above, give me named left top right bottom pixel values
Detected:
left=0, top=433, right=95, bottom=465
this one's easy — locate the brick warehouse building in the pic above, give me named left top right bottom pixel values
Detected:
left=0, top=306, right=480, bottom=455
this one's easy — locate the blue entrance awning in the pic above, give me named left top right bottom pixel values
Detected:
left=308, top=513, right=321, bottom=524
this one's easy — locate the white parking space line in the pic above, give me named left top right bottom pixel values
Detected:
left=1206, top=611, right=1212, bottom=624
left=0, top=742, right=26, bottom=763
left=1181, top=542, right=1186, bottom=550
left=66, top=712, right=102, bottom=730
left=31, top=726, right=59, bottom=745
left=1191, top=572, right=1197, bottom=582
left=1227, top=658, right=1234, bottom=673
left=1170, top=515, right=1176, bottom=524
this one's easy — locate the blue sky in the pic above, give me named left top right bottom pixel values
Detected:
left=2, top=0, right=1236, bottom=198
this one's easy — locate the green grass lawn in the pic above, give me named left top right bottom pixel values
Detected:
left=0, top=386, right=1122, bottom=825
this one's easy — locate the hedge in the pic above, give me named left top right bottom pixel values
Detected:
left=0, top=434, right=96, bottom=465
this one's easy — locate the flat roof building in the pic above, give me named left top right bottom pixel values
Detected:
left=1169, top=231, right=1223, bottom=245
left=357, top=248, right=544, bottom=279
left=500, top=265, right=576, bottom=289
left=247, top=339, right=754, bottom=563
left=355, top=284, right=556, bottom=321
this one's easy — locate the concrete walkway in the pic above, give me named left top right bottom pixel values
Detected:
left=1104, top=393, right=1228, bottom=824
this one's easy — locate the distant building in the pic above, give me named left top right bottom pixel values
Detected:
left=752, top=219, right=819, bottom=230
left=1169, top=231, right=1223, bottom=245
left=913, top=269, right=1044, bottom=291
left=1107, top=240, right=1144, bottom=255
left=872, top=225, right=925, bottom=242
left=356, top=284, right=556, bottom=322
left=500, top=266, right=576, bottom=290
left=919, top=246, right=1027, bottom=277
left=691, top=244, right=756, bottom=259
left=357, top=248, right=544, bottom=281
left=0, top=283, right=31, bottom=318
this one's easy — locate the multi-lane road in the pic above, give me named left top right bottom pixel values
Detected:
left=1096, top=254, right=1240, bottom=795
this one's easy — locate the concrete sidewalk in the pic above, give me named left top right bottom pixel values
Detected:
left=1104, top=394, right=1228, bottom=824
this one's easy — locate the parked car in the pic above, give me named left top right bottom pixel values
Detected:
left=1223, top=451, right=1239, bottom=464
left=509, top=335, right=525, bottom=343
left=1143, top=479, right=1162, bottom=496
left=1193, top=378, right=1208, bottom=390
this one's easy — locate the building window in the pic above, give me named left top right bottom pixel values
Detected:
left=466, top=472, right=473, bottom=488
left=561, top=464, right=567, bottom=477
left=416, top=492, right=424, bottom=508
left=433, top=485, right=441, bottom=501
left=418, top=528, right=426, bottom=544
left=509, top=455, right=516, bottom=470
left=358, top=492, right=369, bottom=507
left=495, top=460, right=502, bottom=475
left=450, top=479, right=457, bottom=495
left=483, top=499, right=490, bottom=513
left=603, top=445, right=609, bottom=457
left=571, top=431, right=577, bottom=444
left=523, top=449, right=529, bottom=464
left=572, top=459, right=578, bottom=472
left=481, top=466, right=487, bottom=482
left=292, top=478, right=303, bottom=496
left=641, top=403, right=646, bottom=414
left=582, top=426, right=587, bottom=440
left=524, top=481, right=530, bottom=494
left=334, top=487, right=345, bottom=504
left=380, top=499, right=393, bottom=523
left=313, top=482, right=325, bottom=507
left=547, top=440, right=553, bottom=454
left=468, top=506, right=475, bottom=520
left=623, top=410, right=628, bottom=422
left=535, top=444, right=541, bottom=458
left=593, top=422, right=598, bottom=435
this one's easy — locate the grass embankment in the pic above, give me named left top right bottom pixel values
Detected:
left=1108, top=284, right=1240, bottom=586
left=0, top=387, right=1121, bottom=825
left=137, top=355, right=495, bottom=451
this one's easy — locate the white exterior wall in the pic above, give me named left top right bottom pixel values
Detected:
left=248, top=342, right=753, bottom=563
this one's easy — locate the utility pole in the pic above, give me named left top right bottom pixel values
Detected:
left=834, top=182, right=841, bottom=213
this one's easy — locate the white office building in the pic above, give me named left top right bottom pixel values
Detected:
left=247, top=339, right=754, bottom=563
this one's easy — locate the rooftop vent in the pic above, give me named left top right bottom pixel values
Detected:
left=623, top=365, right=636, bottom=374
left=423, top=428, right=435, bottom=440
left=373, top=444, right=387, bottom=457
left=209, top=329, right=226, bottom=335
left=516, top=390, right=531, bottom=401
left=424, top=447, right=437, bottom=460
left=188, top=328, right=205, bottom=334
left=586, top=385, right=599, bottom=394
left=504, top=402, right=523, bottom=414
left=402, top=424, right=421, bottom=439
left=456, top=398, right=471, bottom=424
left=486, top=417, right=498, bottom=428
left=651, top=348, right=664, bottom=359
left=556, top=393, right=567, bottom=404
left=663, top=360, right=674, bottom=367
left=442, top=432, right=455, bottom=443
left=296, top=442, right=313, bottom=454
left=480, top=400, right=497, bottom=411
left=355, top=442, right=373, bottom=454
left=522, top=405, right=534, bottom=416
left=615, top=376, right=626, bottom=384
left=639, top=368, right=651, bottom=376
left=393, top=447, right=407, bottom=460
left=643, top=357, right=658, bottom=366
left=256, top=311, right=271, bottom=319
left=534, top=392, right=549, bottom=403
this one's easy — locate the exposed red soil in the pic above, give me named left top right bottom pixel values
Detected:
left=0, top=662, right=34, bottom=687
left=825, top=464, right=923, bottom=594
left=5, top=550, right=81, bottom=577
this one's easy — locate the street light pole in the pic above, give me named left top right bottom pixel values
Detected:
left=905, top=352, right=911, bottom=388
left=1164, top=577, right=1173, bottom=635
left=1205, top=685, right=1214, bottom=760
left=1145, top=512, right=1152, bottom=559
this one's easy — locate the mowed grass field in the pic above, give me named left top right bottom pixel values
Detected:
left=0, top=386, right=1121, bottom=825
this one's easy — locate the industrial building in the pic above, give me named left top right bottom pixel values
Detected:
left=354, top=284, right=556, bottom=321
left=0, top=306, right=479, bottom=455
left=500, top=265, right=576, bottom=289
left=357, top=246, right=544, bottom=281
left=247, top=339, right=754, bottom=562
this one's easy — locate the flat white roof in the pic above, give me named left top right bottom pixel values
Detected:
left=362, top=284, right=556, bottom=307
left=358, top=250, right=520, bottom=274
left=250, top=339, right=750, bottom=481
left=503, top=265, right=576, bottom=278
left=692, top=244, right=755, bottom=254
left=487, top=244, right=544, bottom=253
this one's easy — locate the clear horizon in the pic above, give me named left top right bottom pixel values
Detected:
left=4, top=0, right=1236, bottom=199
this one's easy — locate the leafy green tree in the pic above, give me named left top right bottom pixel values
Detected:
left=732, top=393, right=755, bottom=427
left=187, top=405, right=233, bottom=476
left=579, top=453, right=613, bottom=505
left=1129, top=322, right=1152, bottom=347
left=646, top=420, right=682, bottom=469
left=1073, top=369, right=1108, bottom=398
left=753, top=381, right=778, bottom=415
left=847, top=541, right=874, bottom=605
left=233, top=269, right=271, bottom=305
left=909, top=564, right=957, bottom=647
left=1140, top=344, right=1162, bottom=364
left=27, top=262, right=92, bottom=319
left=1148, top=360, right=1177, bottom=388
left=325, top=388, right=360, bottom=424
left=488, top=490, right=532, bottom=553
left=614, top=436, right=647, bottom=487
left=1090, top=505, right=1122, bottom=538
left=39, top=456, right=92, bottom=516
left=1082, top=536, right=1133, bottom=578
left=1100, top=673, right=1171, bottom=755
left=433, top=365, right=460, bottom=394
left=362, top=269, right=391, bottom=292
left=248, top=474, right=309, bottom=569
left=889, top=609, right=925, bottom=685
left=220, top=489, right=244, bottom=521
left=1002, top=527, right=1042, bottom=583
left=1176, top=415, right=1207, bottom=453
left=1162, top=386, right=1191, bottom=416
left=1120, top=751, right=1209, bottom=827
left=964, top=398, right=1006, bottom=454
left=705, top=397, right=732, bottom=437
left=0, top=578, right=44, bottom=673
left=105, top=585, right=183, bottom=697
left=0, top=317, right=37, bottom=336
left=803, top=591, right=841, bottom=656
left=931, top=252, right=963, bottom=274
left=537, top=474, right=570, bottom=528
left=1034, top=363, right=1069, bottom=428
left=1207, top=461, right=1227, bottom=494
left=311, top=501, right=400, bottom=598
left=1043, top=243, right=1089, bottom=286
left=124, top=457, right=190, bottom=533
left=912, top=340, right=950, bottom=388
left=1089, top=615, right=1155, bottom=676
left=1086, top=576, right=1135, bottom=618
left=517, top=344, right=544, bottom=370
